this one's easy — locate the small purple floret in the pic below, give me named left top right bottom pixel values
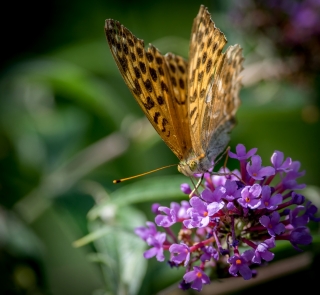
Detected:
left=228, top=250, right=254, bottom=280
left=181, top=183, right=192, bottom=195
left=155, top=203, right=179, bottom=227
left=289, top=205, right=309, bottom=228
left=305, top=202, right=320, bottom=222
left=144, top=232, right=166, bottom=262
left=280, top=161, right=306, bottom=191
left=202, top=187, right=225, bottom=204
left=290, top=227, right=313, bottom=251
left=258, top=185, right=282, bottom=210
left=200, top=246, right=219, bottom=262
left=228, top=143, right=257, bottom=161
left=260, top=211, right=285, bottom=236
left=222, top=180, right=241, bottom=201
left=134, top=221, right=158, bottom=241
left=238, top=184, right=262, bottom=209
left=247, top=155, right=275, bottom=180
left=271, top=150, right=292, bottom=173
left=169, top=243, right=190, bottom=267
left=252, top=237, right=275, bottom=264
left=184, top=197, right=223, bottom=228
left=183, top=266, right=210, bottom=291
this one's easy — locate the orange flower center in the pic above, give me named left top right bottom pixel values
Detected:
left=236, top=259, right=242, bottom=265
left=196, top=272, right=202, bottom=278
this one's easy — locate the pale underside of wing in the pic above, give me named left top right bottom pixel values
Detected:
left=204, top=44, right=243, bottom=160
left=105, top=20, right=191, bottom=160
left=188, top=5, right=243, bottom=160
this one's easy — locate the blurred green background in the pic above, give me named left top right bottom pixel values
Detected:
left=1, top=0, right=319, bottom=294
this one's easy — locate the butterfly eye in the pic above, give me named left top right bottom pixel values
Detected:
left=189, top=160, right=197, bottom=171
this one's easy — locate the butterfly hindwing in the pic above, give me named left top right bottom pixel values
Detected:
left=188, top=6, right=228, bottom=156
left=188, top=6, right=243, bottom=161
left=202, top=45, right=243, bottom=161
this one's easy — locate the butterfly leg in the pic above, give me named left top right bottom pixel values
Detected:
left=189, top=175, right=204, bottom=198
left=214, top=146, right=230, bottom=168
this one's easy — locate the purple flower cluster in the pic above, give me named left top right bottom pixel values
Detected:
left=231, top=0, right=320, bottom=85
left=135, top=144, right=319, bottom=291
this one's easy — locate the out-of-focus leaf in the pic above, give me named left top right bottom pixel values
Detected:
left=0, top=206, right=44, bottom=258
left=1, top=58, right=127, bottom=126
left=88, top=206, right=147, bottom=295
left=52, top=41, right=117, bottom=75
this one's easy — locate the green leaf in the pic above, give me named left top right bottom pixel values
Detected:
left=88, top=206, right=148, bottom=295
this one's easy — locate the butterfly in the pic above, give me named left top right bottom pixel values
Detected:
left=105, top=5, right=243, bottom=179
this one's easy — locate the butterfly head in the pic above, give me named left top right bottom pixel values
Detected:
left=178, top=160, right=197, bottom=177
left=178, top=153, right=209, bottom=177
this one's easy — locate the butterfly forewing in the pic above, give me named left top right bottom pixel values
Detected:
left=164, top=53, right=192, bottom=159
left=105, top=20, right=191, bottom=160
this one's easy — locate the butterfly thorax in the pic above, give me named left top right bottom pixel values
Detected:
left=178, top=151, right=213, bottom=177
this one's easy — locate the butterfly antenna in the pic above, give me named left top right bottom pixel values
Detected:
left=213, top=146, right=230, bottom=167
left=113, top=164, right=178, bottom=183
